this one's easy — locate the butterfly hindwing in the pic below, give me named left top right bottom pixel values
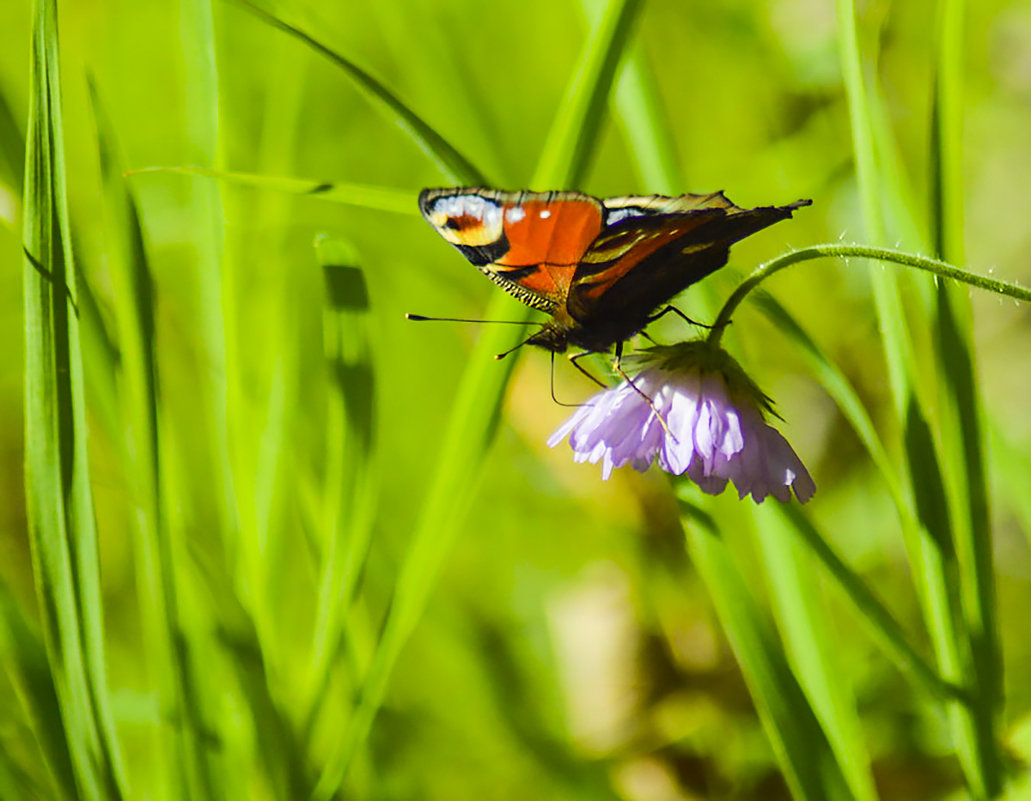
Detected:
left=568, top=194, right=810, bottom=333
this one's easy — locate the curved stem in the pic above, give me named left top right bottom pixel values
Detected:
left=708, top=244, right=1031, bottom=347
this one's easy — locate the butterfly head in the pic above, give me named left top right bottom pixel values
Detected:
left=524, top=321, right=570, bottom=354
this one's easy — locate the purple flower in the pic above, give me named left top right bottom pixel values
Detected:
left=548, top=342, right=815, bottom=503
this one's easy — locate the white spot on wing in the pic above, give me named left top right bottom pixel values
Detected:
left=540, top=209, right=551, bottom=219
left=605, top=207, right=649, bottom=225
left=506, top=206, right=526, bottom=223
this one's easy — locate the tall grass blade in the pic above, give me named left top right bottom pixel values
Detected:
left=753, top=291, right=907, bottom=511
left=930, top=0, right=1001, bottom=791
left=229, top=0, right=487, bottom=185
left=89, top=78, right=228, bottom=800
left=0, top=86, right=23, bottom=193
left=836, top=0, right=991, bottom=794
left=165, top=0, right=233, bottom=796
left=0, top=582, right=76, bottom=799
left=312, top=1, right=644, bottom=795
left=533, top=0, right=643, bottom=188
left=21, top=0, right=126, bottom=796
left=219, top=619, right=310, bottom=799
left=754, top=506, right=877, bottom=801
left=611, top=47, right=681, bottom=195
left=679, top=497, right=853, bottom=800
left=305, top=236, right=379, bottom=732
left=0, top=85, right=23, bottom=228
left=610, top=34, right=858, bottom=795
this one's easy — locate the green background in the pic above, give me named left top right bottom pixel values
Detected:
left=2, top=0, right=1031, bottom=798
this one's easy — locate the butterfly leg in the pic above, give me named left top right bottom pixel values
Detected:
left=611, top=342, right=677, bottom=442
left=646, top=305, right=722, bottom=330
left=568, top=351, right=609, bottom=389
left=550, top=352, right=589, bottom=407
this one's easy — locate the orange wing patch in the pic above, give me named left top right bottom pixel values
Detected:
left=496, top=198, right=604, bottom=267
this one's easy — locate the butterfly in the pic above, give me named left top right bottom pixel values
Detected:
left=418, top=187, right=810, bottom=359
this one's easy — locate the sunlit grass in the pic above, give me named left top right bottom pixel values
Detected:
left=1, top=0, right=1029, bottom=798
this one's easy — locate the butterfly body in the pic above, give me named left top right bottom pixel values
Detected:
left=419, top=187, right=810, bottom=355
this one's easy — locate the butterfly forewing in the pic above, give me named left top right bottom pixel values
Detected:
left=418, top=188, right=605, bottom=314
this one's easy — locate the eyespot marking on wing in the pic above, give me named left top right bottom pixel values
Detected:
left=425, top=193, right=504, bottom=247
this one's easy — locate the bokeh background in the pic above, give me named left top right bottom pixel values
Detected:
left=2, top=0, right=1031, bottom=798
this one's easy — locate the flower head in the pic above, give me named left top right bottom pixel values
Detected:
left=548, top=342, right=815, bottom=503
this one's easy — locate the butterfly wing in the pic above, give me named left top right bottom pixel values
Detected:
left=419, top=188, right=606, bottom=314
left=567, top=192, right=810, bottom=342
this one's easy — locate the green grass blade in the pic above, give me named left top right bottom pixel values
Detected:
left=0, top=583, right=76, bottom=799
left=21, top=1, right=126, bottom=797
left=0, top=84, right=23, bottom=192
left=533, top=0, right=643, bottom=188
left=754, top=506, right=878, bottom=801
left=229, top=0, right=486, bottom=185
left=612, top=32, right=867, bottom=795
left=777, top=504, right=958, bottom=701
left=166, top=0, right=233, bottom=796
left=753, top=290, right=908, bottom=512
left=679, top=497, right=853, bottom=800
left=611, top=45, right=681, bottom=195
left=132, top=167, right=416, bottom=214
left=835, top=0, right=911, bottom=414
left=930, top=0, right=1001, bottom=791
left=304, top=236, right=379, bottom=731
left=836, top=1, right=993, bottom=794
left=312, top=1, right=644, bottom=795
left=0, top=83, right=23, bottom=228
left=219, top=620, right=310, bottom=799
left=89, top=78, right=230, bottom=800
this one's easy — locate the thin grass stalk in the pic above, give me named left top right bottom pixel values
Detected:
left=312, top=1, right=644, bottom=795
left=88, top=81, right=185, bottom=798
left=930, top=0, right=1001, bottom=791
left=21, top=1, right=126, bottom=796
left=169, top=0, right=235, bottom=796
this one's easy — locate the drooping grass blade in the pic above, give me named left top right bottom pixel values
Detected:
left=228, top=0, right=487, bottom=186
left=131, top=167, right=416, bottom=216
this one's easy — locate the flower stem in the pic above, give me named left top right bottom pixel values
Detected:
left=708, top=244, right=1031, bottom=347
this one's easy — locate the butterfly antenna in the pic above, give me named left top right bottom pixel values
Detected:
left=494, top=332, right=540, bottom=360
left=406, top=313, right=530, bottom=324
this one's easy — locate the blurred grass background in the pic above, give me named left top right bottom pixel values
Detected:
left=2, top=0, right=1031, bottom=798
